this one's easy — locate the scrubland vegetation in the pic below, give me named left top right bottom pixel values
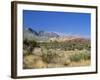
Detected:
left=23, top=38, right=91, bottom=69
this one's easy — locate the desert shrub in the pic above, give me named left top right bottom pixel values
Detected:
left=69, top=53, right=81, bottom=62
left=82, top=50, right=90, bottom=60
left=69, top=51, right=90, bottom=62
left=23, top=52, right=30, bottom=56
left=42, top=49, right=59, bottom=63
left=23, top=55, right=47, bottom=69
left=38, top=40, right=91, bottom=51
left=23, top=39, right=39, bottom=54
left=24, top=39, right=38, bottom=47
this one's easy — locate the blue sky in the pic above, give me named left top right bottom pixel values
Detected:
left=23, top=10, right=91, bottom=38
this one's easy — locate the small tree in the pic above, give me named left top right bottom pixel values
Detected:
left=28, top=40, right=38, bottom=54
left=23, top=39, right=38, bottom=54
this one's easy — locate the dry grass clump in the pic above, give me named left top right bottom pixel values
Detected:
left=47, top=63, right=65, bottom=68
left=23, top=54, right=47, bottom=69
left=68, top=60, right=90, bottom=67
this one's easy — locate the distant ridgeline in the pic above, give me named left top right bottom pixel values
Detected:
left=23, top=27, right=59, bottom=41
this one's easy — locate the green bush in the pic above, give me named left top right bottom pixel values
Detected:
left=23, top=39, right=39, bottom=54
left=42, top=49, right=59, bottom=63
left=69, top=51, right=90, bottom=62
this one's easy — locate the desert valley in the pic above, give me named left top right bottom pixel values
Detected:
left=23, top=27, right=91, bottom=69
